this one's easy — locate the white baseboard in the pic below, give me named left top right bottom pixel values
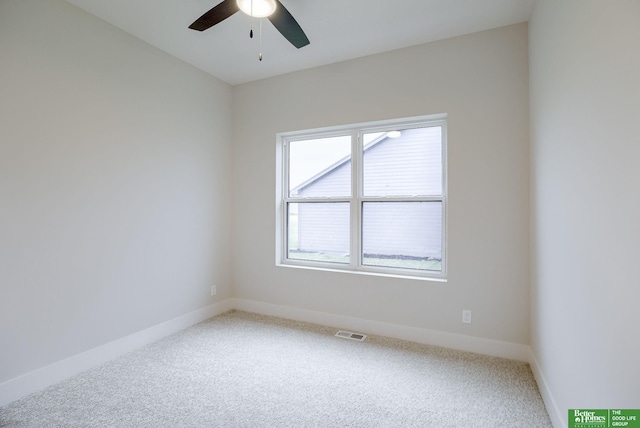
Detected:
left=0, top=300, right=233, bottom=407
left=230, top=297, right=531, bottom=362
left=528, top=349, right=565, bottom=428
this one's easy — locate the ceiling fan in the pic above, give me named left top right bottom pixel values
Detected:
left=189, top=0, right=310, bottom=49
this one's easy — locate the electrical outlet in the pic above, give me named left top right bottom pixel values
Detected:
left=210, top=285, right=217, bottom=296
left=462, top=309, right=472, bottom=324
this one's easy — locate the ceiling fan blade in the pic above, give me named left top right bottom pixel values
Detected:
left=189, top=0, right=240, bottom=31
left=268, top=1, right=310, bottom=48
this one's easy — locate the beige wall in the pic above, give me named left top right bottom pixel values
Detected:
left=232, top=24, right=530, bottom=345
left=529, top=0, right=640, bottom=424
left=0, top=0, right=232, bottom=383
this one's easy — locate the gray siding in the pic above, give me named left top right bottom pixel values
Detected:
left=362, top=202, right=442, bottom=259
left=296, top=203, right=349, bottom=255
left=294, top=161, right=351, bottom=198
left=363, top=127, right=442, bottom=196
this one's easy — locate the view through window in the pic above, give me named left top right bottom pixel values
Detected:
left=279, top=116, right=446, bottom=277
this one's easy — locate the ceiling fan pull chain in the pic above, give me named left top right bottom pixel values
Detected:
left=259, top=18, right=263, bottom=61
left=249, top=0, right=254, bottom=38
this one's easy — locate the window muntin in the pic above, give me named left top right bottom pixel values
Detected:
left=279, top=115, right=447, bottom=279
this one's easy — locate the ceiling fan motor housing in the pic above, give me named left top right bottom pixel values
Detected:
left=237, top=0, right=277, bottom=18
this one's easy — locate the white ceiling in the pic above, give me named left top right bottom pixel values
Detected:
left=65, top=0, right=535, bottom=86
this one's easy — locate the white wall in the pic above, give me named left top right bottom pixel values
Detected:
left=232, top=24, right=530, bottom=346
left=529, top=1, right=640, bottom=425
left=0, top=0, right=232, bottom=384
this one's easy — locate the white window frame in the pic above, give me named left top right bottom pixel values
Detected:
left=276, top=114, right=447, bottom=281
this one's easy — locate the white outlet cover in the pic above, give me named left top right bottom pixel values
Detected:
left=462, top=310, right=472, bottom=324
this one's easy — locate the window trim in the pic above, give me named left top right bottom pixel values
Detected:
left=276, top=114, right=447, bottom=280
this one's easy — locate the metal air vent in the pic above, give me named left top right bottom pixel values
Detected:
left=335, top=330, right=367, bottom=341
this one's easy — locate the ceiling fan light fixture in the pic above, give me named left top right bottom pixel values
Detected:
left=237, top=0, right=277, bottom=18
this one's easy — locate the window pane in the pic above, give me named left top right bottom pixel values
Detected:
left=362, top=202, right=442, bottom=271
left=363, top=126, right=442, bottom=197
left=289, top=135, right=351, bottom=197
left=288, top=202, right=350, bottom=264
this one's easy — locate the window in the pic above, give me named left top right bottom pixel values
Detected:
left=277, top=115, right=447, bottom=279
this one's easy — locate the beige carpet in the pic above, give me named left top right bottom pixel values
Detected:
left=0, top=310, right=552, bottom=427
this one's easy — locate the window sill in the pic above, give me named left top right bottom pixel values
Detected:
left=276, top=262, right=448, bottom=283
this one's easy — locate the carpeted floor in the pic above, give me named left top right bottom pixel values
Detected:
left=0, top=310, right=552, bottom=427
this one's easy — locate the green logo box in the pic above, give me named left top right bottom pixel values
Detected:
left=569, top=410, right=640, bottom=428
